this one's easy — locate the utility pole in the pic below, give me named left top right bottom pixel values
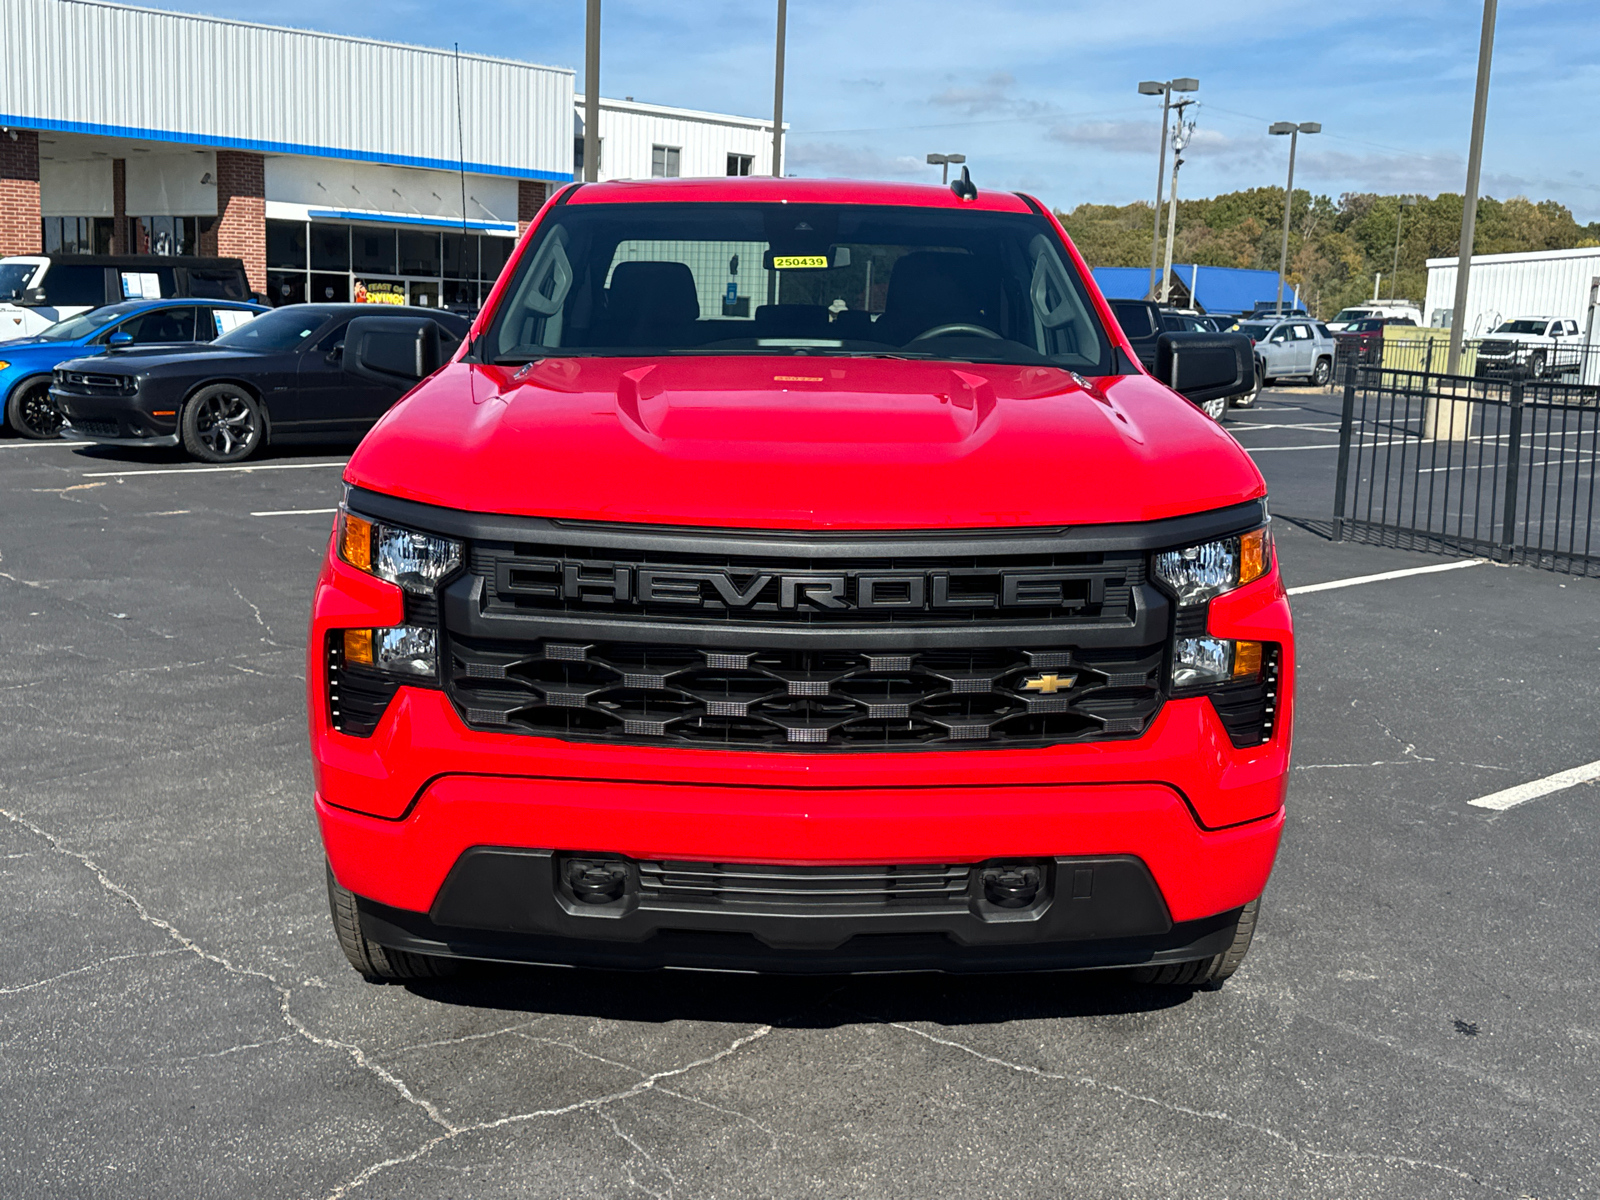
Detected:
left=771, top=0, right=786, bottom=177
left=1447, top=0, right=1498, bottom=373
left=582, top=0, right=600, bottom=183
left=1159, top=100, right=1194, bottom=305
left=1139, top=78, right=1197, bottom=299
left=1390, top=195, right=1417, bottom=301
left=1269, top=120, right=1320, bottom=315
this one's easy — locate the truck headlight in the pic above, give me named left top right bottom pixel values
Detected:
left=342, top=626, right=438, bottom=678
left=1173, top=636, right=1262, bottom=689
left=1152, top=528, right=1272, bottom=607
left=338, top=506, right=462, bottom=594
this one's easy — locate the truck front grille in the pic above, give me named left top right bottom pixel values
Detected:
left=446, top=635, right=1164, bottom=749
left=635, top=860, right=973, bottom=914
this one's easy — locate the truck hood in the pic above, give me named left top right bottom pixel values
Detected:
left=345, top=356, right=1264, bottom=531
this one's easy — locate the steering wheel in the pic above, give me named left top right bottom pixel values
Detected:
left=909, top=323, right=1002, bottom=342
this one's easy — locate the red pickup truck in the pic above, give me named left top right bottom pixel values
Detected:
left=310, top=177, right=1292, bottom=988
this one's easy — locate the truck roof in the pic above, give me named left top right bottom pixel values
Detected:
left=562, top=176, right=1038, bottom=214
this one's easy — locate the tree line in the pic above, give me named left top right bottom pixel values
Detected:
left=1057, top=190, right=1600, bottom=318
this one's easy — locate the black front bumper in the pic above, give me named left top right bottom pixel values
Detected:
left=51, top=387, right=179, bottom=444
left=356, top=848, right=1241, bottom=975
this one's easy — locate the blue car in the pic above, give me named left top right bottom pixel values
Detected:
left=1, top=297, right=268, bottom=439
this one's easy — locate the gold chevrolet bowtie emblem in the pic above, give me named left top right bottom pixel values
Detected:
left=1022, top=673, right=1075, bottom=694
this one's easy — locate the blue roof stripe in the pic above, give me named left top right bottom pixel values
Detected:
left=0, top=113, right=570, bottom=182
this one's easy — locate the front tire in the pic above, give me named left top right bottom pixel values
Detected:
left=5, top=378, right=64, bottom=440
left=181, top=383, right=264, bottom=463
left=1132, top=897, right=1259, bottom=989
left=326, top=864, right=457, bottom=982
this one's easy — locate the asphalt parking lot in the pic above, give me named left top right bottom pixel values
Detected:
left=2, top=387, right=1598, bottom=1199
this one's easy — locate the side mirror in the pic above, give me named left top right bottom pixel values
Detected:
left=343, top=317, right=441, bottom=388
left=325, top=340, right=344, bottom=364
left=21, top=286, right=45, bottom=305
left=108, top=331, right=133, bottom=349
left=1155, top=332, right=1252, bottom=408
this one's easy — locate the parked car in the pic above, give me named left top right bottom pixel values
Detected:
left=1231, top=316, right=1336, bottom=395
left=1107, top=298, right=1251, bottom=419
left=50, top=303, right=469, bottom=462
left=0, top=254, right=254, bottom=341
left=1332, top=316, right=1417, bottom=367
left=1326, top=302, right=1423, bottom=331
left=1, top=298, right=267, bottom=439
left=311, top=176, right=1288, bottom=988
left=1473, top=316, right=1584, bottom=380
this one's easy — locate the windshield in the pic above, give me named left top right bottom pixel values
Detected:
left=1493, top=319, right=1548, bottom=335
left=485, top=202, right=1111, bottom=371
left=0, top=262, right=42, bottom=302
left=36, top=308, right=125, bottom=342
left=1332, top=309, right=1373, bottom=322
left=1236, top=322, right=1275, bottom=340
left=213, top=305, right=332, bottom=351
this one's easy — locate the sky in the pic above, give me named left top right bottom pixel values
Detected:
left=141, top=0, right=1600, bottom=222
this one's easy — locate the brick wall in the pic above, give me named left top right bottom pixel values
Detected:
left=517, top=180, right=550, bottom=236
left=0, top=130, right=41, bottom=256
left=213, top=150, right=265, bottom=293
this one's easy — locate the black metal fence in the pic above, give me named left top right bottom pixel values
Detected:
left=1331, top=366, right=1600, bottom=577
left=1332, top=337, right=1600, bottom=394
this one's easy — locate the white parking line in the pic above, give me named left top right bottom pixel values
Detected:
left=1228, top=421, right=1343, bottom=431
left=1469, top=759, right=1600, bottom=811
left=1286, top=559, right=1486, bottom=595
left=1246, top=442, right=1353, bottom=452
left=82, top=461, right=346, bottom=478
left=251, top=507, right=337, bottom=517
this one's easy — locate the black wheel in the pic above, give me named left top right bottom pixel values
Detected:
left=1131, top=897, right=1259, bottom=989
left=1311, top=357, right=1332, bottom=387
left=5, top=377, right=64, bottom=440
left=180, top=383, right=264, bottom=463
left=326, top=864, right=457, bottom=982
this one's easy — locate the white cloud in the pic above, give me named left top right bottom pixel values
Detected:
left=785, top=142, right=928, bottom=180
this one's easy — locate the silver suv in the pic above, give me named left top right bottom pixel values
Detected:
left=1231, top=317, right=1336, bottom=396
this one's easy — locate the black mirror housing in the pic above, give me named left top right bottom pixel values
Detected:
left=344, top=316, right=442, bottom=388
left=1154, top=332, right=1253, bottom=406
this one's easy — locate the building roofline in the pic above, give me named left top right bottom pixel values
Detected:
left=574, top=94, right=782, bottom=131
left=1426, top=246, right=1600, bottom=268
left=54, top=0, right=574, bottom=76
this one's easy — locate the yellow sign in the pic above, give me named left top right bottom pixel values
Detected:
left=772, top=255, right=829, bottom=269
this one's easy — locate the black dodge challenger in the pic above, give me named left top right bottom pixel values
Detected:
left=51, top=303, right=469, bottom=463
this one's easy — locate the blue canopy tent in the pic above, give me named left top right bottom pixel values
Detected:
left=1088, top=265, right=1298, bottom=316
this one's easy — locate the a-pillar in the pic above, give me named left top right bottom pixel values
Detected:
left=517, top=180, right=549, bottom=237
left=212, top=150, right=266, bottom=294
left=0, top=129, right=41, bottom=256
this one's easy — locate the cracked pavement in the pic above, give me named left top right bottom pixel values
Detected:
left=2, top=395, right=1598, bottom=1199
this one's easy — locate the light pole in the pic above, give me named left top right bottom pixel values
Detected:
left=926, top=153, right=965, bottom=184
left=1269, top=120, right=1320, bottom=315
left=1448, top=0, right=1498, bottom=372
left=770, top=0, right=787, bottom=177
left=1139, top=78, right=1198, bottom=299
left=1390, top=195, right=1417, bottom=302
left=582, top=0, right=600, bottom=182
left=1159, top=101, right=1194, bottom=305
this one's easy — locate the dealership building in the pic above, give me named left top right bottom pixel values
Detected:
left=0, top=0, right=782, bottom=306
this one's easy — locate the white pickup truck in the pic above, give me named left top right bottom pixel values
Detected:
left=1474, top=316, right=1584, bottom=380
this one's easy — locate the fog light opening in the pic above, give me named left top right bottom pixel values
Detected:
left=981, top=864, right=1043, bottom=909
left=566, top=859, right=629, bottom=905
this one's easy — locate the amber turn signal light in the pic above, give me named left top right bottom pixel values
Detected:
left=342, top=628, right=374, bottom=666
left=1232, top=640, right=1263, bottom=678
left=339, top=510, right=372, bottom=571
left=1240, top=529, right=1271, bottom=586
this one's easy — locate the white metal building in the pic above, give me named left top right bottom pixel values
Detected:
left=574, top=96, right=782, bottom=182
left=0, top=0, right=782, bottom=308
left=1425, top=247, right=1600, bottom=336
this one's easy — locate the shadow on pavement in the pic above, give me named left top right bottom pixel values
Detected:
left=401, top=961, right=1199, bottom=1029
